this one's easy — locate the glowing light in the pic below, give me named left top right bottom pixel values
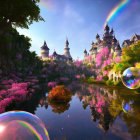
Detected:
left=104, top=0, right=131, bottom=26
left=0, top=125, right=5, bottom=133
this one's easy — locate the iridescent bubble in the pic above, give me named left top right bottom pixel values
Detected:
left=122, top=67, right=140, bottom=89
left=0, top=111, right=50, bottom=140
left=122, top=101, right=133, bottom=114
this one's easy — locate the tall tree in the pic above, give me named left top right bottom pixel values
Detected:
left=0, top=0, right=44, bottom=30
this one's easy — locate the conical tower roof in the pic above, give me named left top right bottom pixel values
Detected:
left=41, top=41, right=49, bottom=50
left=110, top=28, right=114, bottom=34
left=84, top=49, right=87, bottom=54
left=115, top=42, right=121, bottom=50
left=96, top=34, right=100, bottom=39
left=104, top=24, right=110, bottom=31
left=52, top=50, right=57, bottom=56
left=66, top=38, right=69, bottom=46
left=113, top=36, right=117, bottom=43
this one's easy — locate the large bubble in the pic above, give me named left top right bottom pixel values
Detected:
left=122, top=67, right=140, bottom=89
left=0, top=111, right=50, bottom=140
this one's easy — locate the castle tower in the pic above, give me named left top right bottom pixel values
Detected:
left=110, top=28, right=114, bottom=36
left=112, top=36, right=117, bottom=50
left=96, top=34, right=100, bottom=44
left=52, top=50, right=57, bottom=60
left=103, top=24, right=110, bottom=41
left=41, top=41, right=49, bottom=59
left=115, top=41, right=122, bottom=57
left=104, top=24, right=110, bottom=34
left=84, top=49, right=87, bottom=58
left=64, top=38, right=71, bottom=58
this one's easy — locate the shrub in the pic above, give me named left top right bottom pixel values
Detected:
left=113, top=81, right=123, bottom=86
left=87, top=77, right=96, bottom=84
left=48, top=85, right=72, bottom=101
left=103, top=75, right=109, bottom=81
left=106, top=80, right=114, bottom=86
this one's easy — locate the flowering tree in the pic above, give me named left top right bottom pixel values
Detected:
left=96, top=47, right=111, bottom=68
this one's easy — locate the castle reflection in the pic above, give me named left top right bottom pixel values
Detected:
left=73, top=83, right=140, bottom=139
left=37, top=83, right=140, bottom=139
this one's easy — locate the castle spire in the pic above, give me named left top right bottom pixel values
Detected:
left=84, top=49, right=87, bottom=54
left=110, top=28, right=114, bottom=36
left=41, top=41, right=50, bottom=59
left=65, top=37, right=69, bottom=46
left=96, top=34, right=100, bottom=39
left=104, top=23, right=110, bottom=32
left=96, top=34, right=100, bottom=44
left=115, top=41, right=121, bottom=50
left=64, top=37, right=71, bottom=58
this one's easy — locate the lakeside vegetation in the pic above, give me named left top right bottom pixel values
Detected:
left=0, top=0, right=140, bottom=114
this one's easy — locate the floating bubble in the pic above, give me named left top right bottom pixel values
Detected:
left=122, top=67, right=140, bottom=89
left=0, top=111, right=50, bottom=140
left=122, top=101, right=133, bottom=114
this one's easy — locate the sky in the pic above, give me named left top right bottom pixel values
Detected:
left=18, top=0, right=140, bottom=60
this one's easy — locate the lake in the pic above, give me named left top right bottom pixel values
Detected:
left=14, top=83, right=140, bottom=140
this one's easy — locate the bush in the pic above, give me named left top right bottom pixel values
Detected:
left=48, top=85, right=72, bottom=101
left=87, top=77, right=96, bottom=84
left=106, top=80, right=114, bottom=86
left=103, top=75, right=109, bottom=81
left=113, top=81, right=123, bottom=86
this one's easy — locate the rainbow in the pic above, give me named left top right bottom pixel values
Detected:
left=40, top=0, right=56, bottom=11
left=104, top=0, right=131, bottom=26
left=17, top=120, right=43, bottom=140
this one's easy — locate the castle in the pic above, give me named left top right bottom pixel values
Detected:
left=84, top=24, right=122, bottom=63
left=122, top=33, right=140, bottom=47
left=41, top=38, right=72, bottom=62
left=84, top=24, right=140, bottom=65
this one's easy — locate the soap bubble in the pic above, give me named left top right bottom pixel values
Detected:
left=122, top=67, right=140, bottom=89
left=0, top=111, right=50, bottom=140
left=122, top=101, right=133, bottom=114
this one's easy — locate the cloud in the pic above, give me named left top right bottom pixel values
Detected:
left=40, top=0, right=56, bottom=11
left=64, top=5, right=84, bottom=24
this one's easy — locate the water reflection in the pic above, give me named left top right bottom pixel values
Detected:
left=18, top=83, right=140, bottom=140
left=72, top=83, right=140, bottom=139
left=47, top=100, right=70, bottom=114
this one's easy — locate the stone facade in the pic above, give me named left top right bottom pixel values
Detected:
left=122, top=33, right=140, bottom=48
left=108, top=70, right=122, bottom=82
left=41, top=41, right=49, bottom=59
left=41, top=39, right=72, bottom=62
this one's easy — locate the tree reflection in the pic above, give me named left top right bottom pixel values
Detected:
left=48, top=100, right=71, bottom=114
left=74, top=83, right=140, bottom=138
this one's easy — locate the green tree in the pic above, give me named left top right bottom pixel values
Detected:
left=0, top=0, right=44, bottom=30
left=113, top=41, right=140, bottom=73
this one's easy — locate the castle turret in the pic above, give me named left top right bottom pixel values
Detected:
left=96, top=34, right=100, bottom=44
left=112, top=36, right=117, bottom=50
left=103, top=24, right=114, bottom=42
left=91, top=41, right=95, bottom=47
left=84, top=49, right=87, bottom=57
left=104, top=24, right=110, bottom=33
left=41, top=41, right=49, bottom=59
left=110, top=28, right=114, bottom=36
left=52, top=50, right=57, bottom=60
left=64, top=38, right=71, bottom=58
left=112, top=36, right=117, bottom=43
left=115, top=41, right=122, bottom=57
